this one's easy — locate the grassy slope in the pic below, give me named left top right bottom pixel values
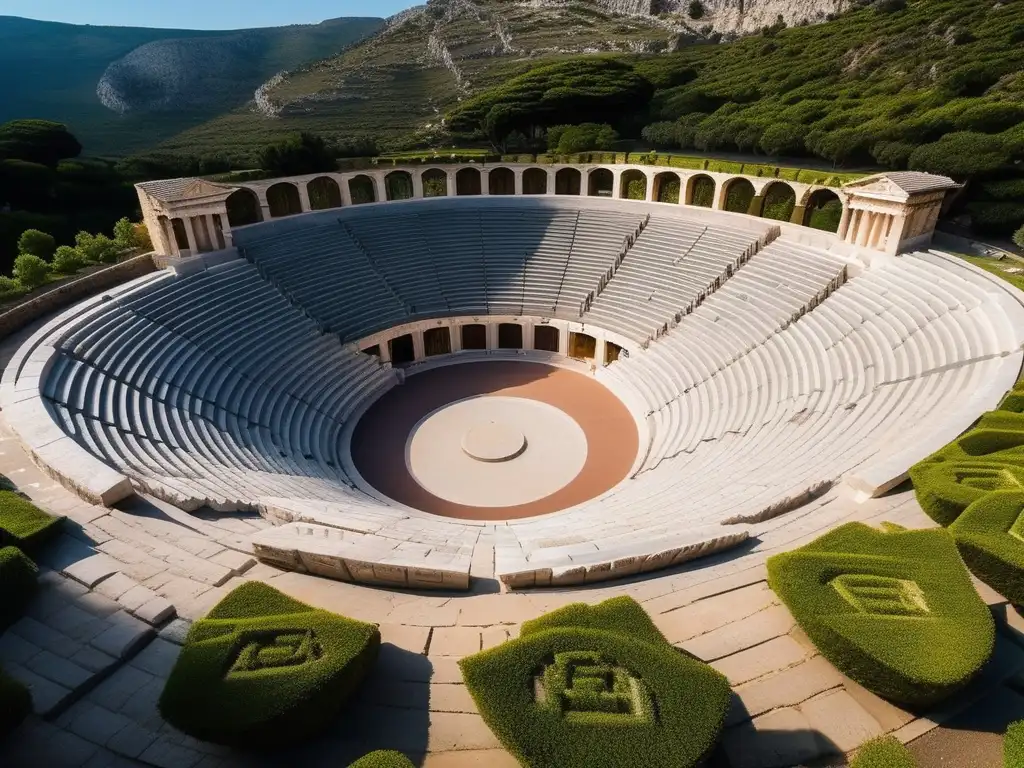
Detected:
left=157, top=0, right=679, bottom=159
left=0, top=15, right=383, bottom=157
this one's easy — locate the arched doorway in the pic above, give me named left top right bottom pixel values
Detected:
left=723, top=178, right=755, bottom=214
left=498, top=323, right=523, bottom=349
left=523, top=168, right=547, bottom=195
left=456, top=168, right=482, bottom=196
left=422, top=169, right=448, bottom=197
left=686, top=175, right=715, bottom=208
left=569, top=332, right=597, bottom=359
left=307, top=176, right=342, bottom=210
left=388, top=334, right=415, bottom=365
left=386, top=171, right=414, bottom=201
left=266, top=182, right=301, bottom=218
left=349, top=175, right=377, bottom=205
left=587, top=169, right=613, bottom=197
left=488, top=167, right=515, bottom=195
left=761, top=181, right=797, bottom=222
left=424, top=327, right=451, bottom=356
left=620, top=169, right=647, bottom=200
left=461, top=324, right=487, bottom=350
left=534, top=325, right=559, bottom=352
left=225, top=188, right=262, bottom=227
left=653, top=172, right=680, bottom=204
left=803, top=189, right=844, bottom=232
left=556, top=168, right=582, bottom=196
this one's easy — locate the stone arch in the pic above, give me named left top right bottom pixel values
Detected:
left=587, top=168, right=613, bottom=197
left=225, top=188, right=263, bottom=227
left=523, top=168, right=548, bottom=195
left=686, top=174, right=716, bottom=208
left=803, top=188, right=844, bottom=232
left=488, top=167, right=515, bottom=196
left=653, top=171, right=680, bottom=204
left=422, top=168, right=448, bottom=197
left=348, top=174, right=377, bottom=205
left=385, top=171, right=414, bottom=201
left=456, top=167, right=482, bottom=196
left=267, top=182, right=302, bottom=218
left=722, top=177, right=756, bottom=214
left=307, top=176, right=342, bottom=211
left=556, top=168, right=582, bottom=196
left=619, top=169, right=647, bottom=200
left=760, top=181, right=797, bottom=222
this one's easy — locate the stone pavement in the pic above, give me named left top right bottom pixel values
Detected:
left=1, top=406, right=1022, bottom=766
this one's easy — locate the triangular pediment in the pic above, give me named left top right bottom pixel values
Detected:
left=178, top=179, right=234, bottom=201
left=841, top=174, right=909, bottom=200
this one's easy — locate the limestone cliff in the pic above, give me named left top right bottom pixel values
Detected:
left=591, top=0, right=852, bottom=34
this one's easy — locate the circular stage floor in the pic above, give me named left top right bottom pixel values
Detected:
left=349, top=361, right=639, bottom=520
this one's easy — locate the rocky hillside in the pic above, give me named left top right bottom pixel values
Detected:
left=157, top=0, right=876, bottom=160
left=0, top=15, right=383, bottom=156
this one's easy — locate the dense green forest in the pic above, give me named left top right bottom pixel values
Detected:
left=446, top=0, right=1024, bottom=233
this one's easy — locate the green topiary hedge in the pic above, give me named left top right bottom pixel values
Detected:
left=0, top=545, right=37, bottom=630
left=347, top=751, right=415, bottom=768
left=850, top=736, right=916, bottom=767
left=459, top=596, right=731, bottom=768
left=767, top=523, right=994, bottom=707
left=1006, top=720, right=1024, bottom=767
left=0, top=666, right=31, bottom=738
left=949, top=491, right=1024, bottom=605
left=0, top=490, right=63, bottom=553
left=159, top=581, right=380, bottom=747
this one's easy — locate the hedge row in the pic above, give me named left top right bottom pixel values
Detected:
left=0, top=545, right=37, bottom=630
left=159, top=582, right=380, bottom=747
left=347, top=751, right=414, bottom=768
left=0, top=489, right=64, bottom=554
left=767, top=523, right=994, bottom=706
left=459, top=596, right=731, bottom=768
left=909, top=395, right=1024, bottom=605
left=850, top=737, right=916, bottom=768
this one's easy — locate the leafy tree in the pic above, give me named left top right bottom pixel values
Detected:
left=871, top=141, right=915, bottom=169
left=909, top=132, right=1010, bottom=178
left=112, top=218, right=139, bottom=249
left=74, top=231, right=119, bottom=264
left=0, top=120, right=81, bottom=167
left=12, top=253, right=50, bottom=289
left=1014, top=225, right=1024, bottom=251
left=548, top=124, right=618, bottom=154
left=259, top=132, right=336, bottom=176
left=641, top=122, right=679, bottom=149
left=758, top=123, right=804, bottom=157
left=16, top=229, right=55, bottom=260
left=51, top=246, right=85, bottom=275
left=810, top=128, right=874, bottom=167
left=954, top=103, right=1024, bottom=134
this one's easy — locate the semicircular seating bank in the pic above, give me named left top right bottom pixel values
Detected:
left=4, top=186, right=1022, bottom=591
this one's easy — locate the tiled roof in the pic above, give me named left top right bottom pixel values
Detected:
left=135, top=177, right=234, bottom=202
left=879, top=172, right=961, bottom=194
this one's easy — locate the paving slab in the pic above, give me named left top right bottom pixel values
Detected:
left=712, top=634, right=809, bottom=686
left=729, top=655, right=845, bottom=725
left=723, top=706, right=828, bottom=768
left=65, top=555, right=122, bottom=589
left=430, top=627, right=482, bottom=657
left=681, top=605, right=796, bottom=662
left=800, top=688, right=884, bottom=753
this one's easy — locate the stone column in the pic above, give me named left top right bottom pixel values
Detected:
left=480, top=170, right=490, bottom=196
left=522, top=321, right=534, bottom=351
left=645, top=175, right=655, bottom=203
left=412, top=331, right=426, bottom=361
left=378, top=339, right=392, bottom=364
left=838, top=205, right=853, bottom=241
left=747, top=194, right=766, bottom=218
left=885, top=214, right=905, bottom=255
left=558, top=326, right=569, bottom=355
left=514, top=170, right=524, bottom=196
left=611, top=171, right=622, bottom=200
left=183, top=216, right=199, bottom=256
left=340, top=177, right=353, bottom=207
left=257, top=190, right=272, bottom=221
left=412, top=172, right=425, bottom=199
left=789, top=205, right=806, bottom=225
left=486, top=323, right=499, bottom=350
left=157, top=217, right=176, bottom=256
left=546, top=169, right=557, bottom=196
left=870, top=213, right=886, bottom=249
left=450, top=322, right=462, bottom=352
left=219, top=210, right=233, bottom=248
left=205, top=214, right=219, bottom=250
left=595, top=337, right=607, bottom=366
left=374, top=173, right=387, bottom=203
left=447, top=171, right=457, bottom=196
left=297, top=182, right=312, bottom=212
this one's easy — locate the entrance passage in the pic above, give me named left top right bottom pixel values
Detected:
left=535, top=325, right=559, bottom=353
left=605, top=341, right=623, bottom=365
left=462, top=324, right=487, bottom=350
left=424, top=327, right=452, bottom=357
left=389, top=334, right=415, bottom=365
left=498, top=323, right=523, bottom=349
left=569, top=332, right=596, bottom=360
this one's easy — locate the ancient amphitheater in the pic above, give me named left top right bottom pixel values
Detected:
left=3, top=162, right=1024, bottom=768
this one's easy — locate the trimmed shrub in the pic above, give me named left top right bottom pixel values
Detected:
left=767, top=523, right=995, bottom=706
left=1015, top=225, right=1024, bottom=251
left=850, top=736, right=916, bottom=767
left=16, top=229, right=55, bottom=260
left=0, top=666, right=31, bottom=738
left=459, top=596, right=731, bottom=768
left=347, top=751, right=415, bottom=768
left=11, top=253, right=49, bottom=289
left=949, top=491, right=1024, bottom=605
left=0, top=546, right=37, bottom=630
left=1007, top=721, right=1024, bottom=767
left=51, top=245, right=85, bottom=275
left=159, top=581, right=380, bottom=747
left=0, top=490, right=64, bottom=553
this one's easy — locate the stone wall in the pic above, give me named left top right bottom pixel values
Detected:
left=0, top=254, right=157, bottom=340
